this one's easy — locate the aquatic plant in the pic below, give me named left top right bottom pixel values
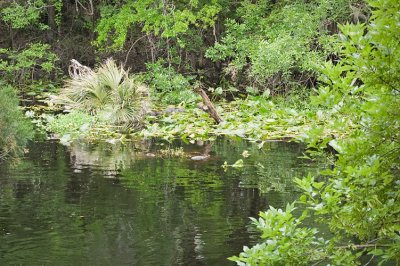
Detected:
left=46, top=111, right=95, bottom=139
left=139, top=95, right=324, bottom=142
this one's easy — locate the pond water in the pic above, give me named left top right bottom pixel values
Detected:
left=0, top=138, right=325, bottom=265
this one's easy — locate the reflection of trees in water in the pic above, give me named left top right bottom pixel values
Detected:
left=230, top=140, right=327, bottom=194
left=111, top=147, right=270, bottom=264
left=0, top=139, right=326, bottom=265
left=0, top=141, right=67, bottom=202
left=68, top=141, right=151, bottom=176
left=67, top=139, right=215, bottom=176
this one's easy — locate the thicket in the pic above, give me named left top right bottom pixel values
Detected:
left=230, top=0, right=400, bottom=264
left=0, top=0, right=360, bottom=98
left=94, top=0, right=358, bottom=96
left=0, top=85, right=33, bottom=160
left=0, top=0, right=62, bottom=95
left=206, top=0, right=352, bottom=94
left=144, top=60, right=199, bottom=105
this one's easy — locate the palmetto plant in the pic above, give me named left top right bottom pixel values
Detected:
left=58, top=59, right=150, bottom=130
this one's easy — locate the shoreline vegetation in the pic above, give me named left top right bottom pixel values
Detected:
left=34, top=90, right=337, bottom=145
left=24, top=58, right=337, bottom=146
left=0, top=0, right=398, bottom=264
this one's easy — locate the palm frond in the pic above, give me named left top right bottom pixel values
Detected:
left=57, top=58, right=151, bottom=129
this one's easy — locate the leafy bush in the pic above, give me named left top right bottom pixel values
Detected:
left=0, top=43, right=60, bottom=93
left=206, top=0, right=351, bottom=93
left=229, top=203, right=324, bottom=265
left=0, top=0, right=62, bottom=30
left=0, top=85, right=33, bottom=160
left=56, top=59, right=150, bottom=129
left=144, top=60, right=199, bottom=105
left=231, top=0, right=400, bottom=264
left=95, top=1, right=221, bottom=51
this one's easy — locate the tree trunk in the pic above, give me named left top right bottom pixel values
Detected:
left=47, top=1, right=57, bottom=43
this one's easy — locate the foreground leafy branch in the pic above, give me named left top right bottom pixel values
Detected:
left=230, top=0, right=400, bottom=264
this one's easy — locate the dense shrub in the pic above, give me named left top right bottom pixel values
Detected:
left=206, top=0, right=352, bottom=94
left=144, top=60, right=199, bottom=105
left=0, top=85, right=33, bottom=160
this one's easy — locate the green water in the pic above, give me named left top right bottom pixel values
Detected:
left=0, top=138, right=325, bottom=265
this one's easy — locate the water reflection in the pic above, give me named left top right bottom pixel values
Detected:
left=0, top=138, right=325, bottom=265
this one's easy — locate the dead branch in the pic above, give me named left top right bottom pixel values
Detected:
left=68, top=59, right=93, bottom=79
left=193, top=85, right=223, bottom=124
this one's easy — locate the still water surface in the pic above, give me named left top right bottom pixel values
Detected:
left=0, top=138, right=324, bottom=265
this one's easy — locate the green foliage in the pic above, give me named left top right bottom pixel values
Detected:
left=144, top=61, right=199, bottom=105
left=232, top=0, right=400, bottom=264
left=56, top=59, right=150, bottom=129
left=303, top=0, right=400, bottom=260
left=1, top=1, right=47, bottom=30
left=0, top=0, right=63, bottom=96
left=206, top=0, right=350, bottom=92
left=0, top=43, right=60, bottom=90
left=229, top=203, right=326, bottom=265
left=95, top=0, right=221, bottom=50
left=46, top=111, right=95, bottom=139
left=1, top=0, right=63, bottom=29
left=0, top=85, right=33, bottom=160
left=139, top=95, right=320, bottom=142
